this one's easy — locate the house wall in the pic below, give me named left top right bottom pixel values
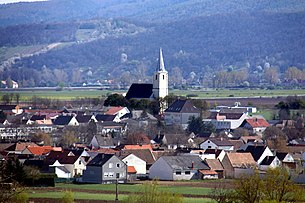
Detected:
left=202, top=174, right=218, bottom=179
left=234, top=168, right=255, bottom=178
left=283, top=154, right=294, bottom=162
left=55, top=167, right=71, bottom=179
left=259, top=158, right=281, bottom=171
left=123, top=154, right=146, bottom=175
left=164, top=112, right=181, bottom=126
left=68, top=117, right=79, bottom=126
left=221, top=154, right=234, bottom=178
left=200, top=140, right=218, bottom=150
left=149, top=158, right=173, bottom=180
left=173, top=169, right=198, bottom=181
left=102, top=156, right=127, bottom=183
left=82, top=166, right=102, bottom=183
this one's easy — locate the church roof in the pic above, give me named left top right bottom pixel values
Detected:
left=125, top=83, right=153, bottom=100
left=157, top=48, right=166, bottom=72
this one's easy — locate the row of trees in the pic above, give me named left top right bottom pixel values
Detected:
left=210, top=168, right=304, bottom=203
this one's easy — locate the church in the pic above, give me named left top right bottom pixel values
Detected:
left=125, top=48, right=168, bottom=101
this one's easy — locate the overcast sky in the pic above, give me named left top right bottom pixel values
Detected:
left=0, top=0, right=47, bottom=4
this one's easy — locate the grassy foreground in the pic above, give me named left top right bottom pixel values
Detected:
left=27, top=183, right=214, bottom=203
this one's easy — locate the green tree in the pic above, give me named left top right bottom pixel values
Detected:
left=187, top=116, right=215, bottom=135
left=104, top=93, right=129, bottom=107
left=31, top=132, right=52, bottom=145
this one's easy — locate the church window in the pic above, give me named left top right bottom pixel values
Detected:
left=155, top=75, right=157, bottom=80
left=163, top=75, right=165, bottom=80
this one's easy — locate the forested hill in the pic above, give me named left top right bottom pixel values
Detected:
left=11, top=11, right=305, bottom=76
left=1, top=0, right=305, bottom=26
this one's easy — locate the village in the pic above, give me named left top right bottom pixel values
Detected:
left=0, top=49, right=305, bottom=188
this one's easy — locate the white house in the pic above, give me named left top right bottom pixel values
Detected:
left=259, top=156, right=281, bottom=171
left=199, top=138, right=234, bottom=151
left=121, top=153, right=146, bottom=175
left=49, top=160, right=72, bottom=178
left=149, top=155, right=210, bottom=181
left=238, top=145, right=274, bottom=165
left=241, top=117, right=270, bottom=135
left=105, top=106, right=130, bottom=119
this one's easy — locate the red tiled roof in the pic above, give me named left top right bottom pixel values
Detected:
left=246, top=118, right=270, bottom=128
left=105, top=106, right=125, bottom=115
left=27, top=146, right=60, bottom=155
left=128, top=166, right=137, bottom=173
left=199, top=170, right=218, bottom=175
left=123, top=144, right=152, bottom=151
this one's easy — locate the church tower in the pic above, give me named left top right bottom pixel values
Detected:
left=153, top=48, right=168, bottom=99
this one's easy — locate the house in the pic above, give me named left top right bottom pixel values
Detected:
left=49, top=160, right=72, bottom=178
left=4, top=142, right=38, bottom=154
left=276, top=152, right=296, bottom=170
left=21, top=146, right=61, bottom=156
left=90, top=134, right=118, bottom=149
left=204, top=159, right=224, bottom=179
left=118, top=153, right=146, bottom=175
left=82, top=153, right=127, bottom=183
left=199, top=138, right=234, bottom=151
left=259, top=156, right=281, bottom=171
left=164, top=99, right=201, bottom=129
left=53, top=115, right=79, bottom=127
left=238, top=145, right=274, bottom=165
left=221, top=152, right=257, bottom=178
left=45, top=150, right=87, bottom=178
left=125, top=48, right=168, bottom=103
left=149, top=155, right=210, bottom=181
left=96, top=122, right=127, bottom=136
left=153, top=133, right=189, bottom=149
left=116, top=148, right=155, bottom=172
left=203, top=109, right=248, bottom=130
left=241, top=117, right=270, bottom=135
left=104, top=106, right=130, bottom=119
left=190, top=149, right=226, bottom=161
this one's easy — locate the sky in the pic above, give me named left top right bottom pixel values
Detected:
left=0, top=0, right=47, bottom=4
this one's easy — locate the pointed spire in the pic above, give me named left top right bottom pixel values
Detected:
left=157, top=48, right=166, bottom=71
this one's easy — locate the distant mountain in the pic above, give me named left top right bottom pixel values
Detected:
left=1, top=0, right=305, bottom=26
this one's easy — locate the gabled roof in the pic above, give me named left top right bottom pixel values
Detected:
left=105, top=107, right=125, bottom=115
left=203, top=149, right=223, bottom=157
left=128, top=166, right=137, bottom=173
left=246, top=118, right=270, bottom=128
left=161, top=155, right=210, bottom=170
left=94, top=134, right=117, bottom=147
left=276, top=152, right=288, bottom=161
left=53, top=115, right=74, bottom=125
left=204, top=138, right=234, bottom=147
left=226, top=152, right=256, bottom=168
left=125, top=83, right=153, bottom=100
left=260, top=156, right=276, bottom=165
left=46, top=150, right=81, bottom=165
left=87, top=153, right=114, bottom=166
left=117, top=149, right=155, bottom=165
left=95, top=114, right=117, bottom=122
left=238, top=145, right=267, bottom=162
left=76, top=115, right=93, bottom=123
left=26, top=146, right=56, bottom=155
left=205, top=159, right=224, bottom=171
left=6, top=142, right=38, bottom=152
left=165, top=100, right=200, bottom=113
left=123, top=144, right=152, bottom=151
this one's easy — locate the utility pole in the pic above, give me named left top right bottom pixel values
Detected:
left=115, top=173, right=119, bottom=203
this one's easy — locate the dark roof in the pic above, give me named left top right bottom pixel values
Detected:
left=260, top=156, right=276, bottom=165
left=238, top=145, right=266, bottom=162
left=46, top=150, right=80, bottom=164
left=87, top=153, right=114, bottom=166
left=30, top=115, right=46, bottom=121
left=94, top=134, right=117, bottom=147
left=205, top=138, right=234, bottom=147
left=165, top=100, right=200, bottom=113
left=125, top=83, right=153, bottom=100
left=117, top=149, right=155, bottom=165
left=24, top=159, right=45, bottom=169
left=95, top=114, right=116, bottom=122
left=76, top=115, right=92, bottom=123
left=53, top=115, right=74, bottom=125
left=161, top=155, right=210, bottom=170
left=0, top=105, right=18, bottom=110
left=276, top=152, right=288, bottom=161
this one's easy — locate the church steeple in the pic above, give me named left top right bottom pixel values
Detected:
left=153, top=48, right=168, bottom=100
left=157, top=48, right=166, bottom=72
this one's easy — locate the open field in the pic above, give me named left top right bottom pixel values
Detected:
left=27, top=182, right=216, bottom=203
left=0, top=88, right=304, bottom=101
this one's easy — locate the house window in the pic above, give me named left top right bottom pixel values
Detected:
left=116, top=163, right=120, bottom=168
left=116, top=173, right=120, bottom=179
left=185, top=171, right=191, bottom=175
left=104, top=172, right=109, bottom=177
left=176, top=171, right=181, bottom=175
left=79, top=160, right=82, bottom=165
left=208, top=146, right=211, bottom=148
left=109, top=172, right=114, bottom=177
left=109, top=163, right=113, bottom=168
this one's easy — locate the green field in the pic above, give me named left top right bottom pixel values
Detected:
left=27, top=183, right=215, bottom=203
left=0, top=88, right=304, bottom=101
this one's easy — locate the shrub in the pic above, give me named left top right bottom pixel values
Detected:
left=14, top=192, right=29, bottom=203
left=61, top=190, right=74, bottom=203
